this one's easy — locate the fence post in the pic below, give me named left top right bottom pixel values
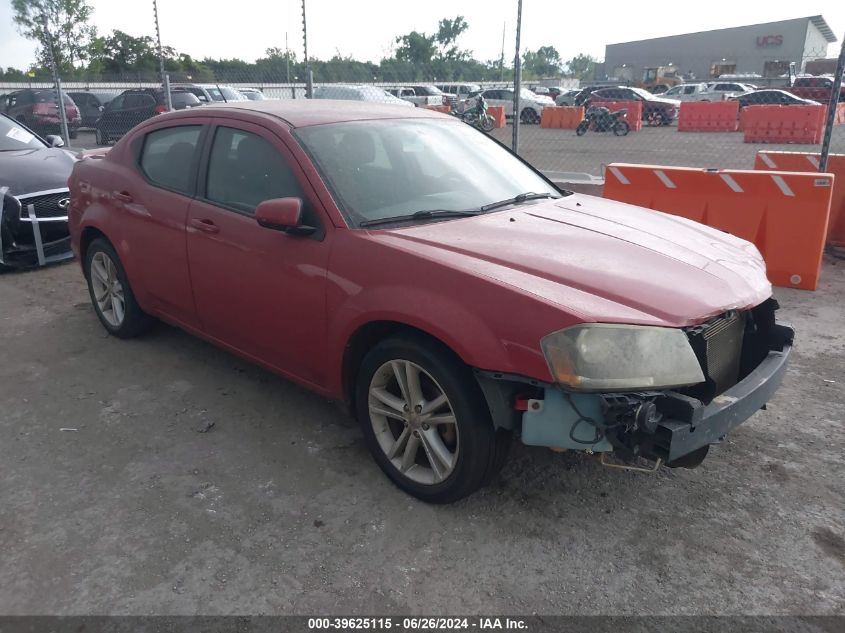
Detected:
left=511, top=0, right=523, bottom=153
left=41, top=14, right=70, bottom=147
left=819, top=33, right=845, bottom=172
left=153, top=0, right=172, bottom=111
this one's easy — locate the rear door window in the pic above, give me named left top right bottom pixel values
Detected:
left=139, top=125, right=203, bottom=194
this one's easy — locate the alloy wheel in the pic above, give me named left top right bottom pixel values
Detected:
left=90, top=251, right=125, bottom=327
left=368, top=359, right=459, bottom=485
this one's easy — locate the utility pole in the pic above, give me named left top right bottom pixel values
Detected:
left=499, top=22, right=506, bottom=82
left=152, top=0, right=172, bottom=111
left=302, top=0, right=313, bottom=98
left=41, top=13, right=70, bottom=147
left=512, top=0, right=523, bottom=153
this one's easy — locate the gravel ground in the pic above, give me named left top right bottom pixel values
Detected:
left=0, top=253, right=843, bottom=616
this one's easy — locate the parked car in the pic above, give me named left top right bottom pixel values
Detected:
left=67, top=91, right=120, bottom=128
left=730, top=89, right=821, bottom=109
left=704, top=82, right=756, bottom=100
left=788, top=76, right=845, bottom=103
left=587, top=86, right=681, bottom=125
left=238, top=88, right=267, bottom=101
left=170, top=83, right=247, bottom=103
left=554, top=89, right=581, bottom=106
left=661, top=83, right=712, bottom=102
left=573, top=85, right=608, bottom=106
left=464, top=88, right=553, bottom=123
left=67, top=101, right=793, bottom=502
left=387, top=85, right=444, bottom=107
left=2, top=89, right=81, bottom=138
left=95, top=89, right=202, bottom=145
left=312, top=84, right=413, bottom=107
left=0, top=113, right=75, bottom=269
left=435, top=83, right=482, bottom=106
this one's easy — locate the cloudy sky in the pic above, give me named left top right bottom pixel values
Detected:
left=0, top=0, right=842, bottom=69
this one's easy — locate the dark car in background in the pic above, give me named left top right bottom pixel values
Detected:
left=95, top=89, right=202, bottom=145
left=2, top=89, right=81, bottom=138
left=730, top=89, right=821, bottom=109
left=587, top=86, right=681, bottom=125
left=0, top=113, right=76, bottom=269
left=68, top=91, right=120, bottom=128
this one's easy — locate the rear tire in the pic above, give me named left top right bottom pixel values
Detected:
left=355, top=334, right=510, bottom=503
left=84, top=238, right=154, bottom=338
left=576, top=120, right=589, bottom=136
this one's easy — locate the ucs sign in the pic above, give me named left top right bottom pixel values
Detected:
left=756, top=35, right=783, bottom=47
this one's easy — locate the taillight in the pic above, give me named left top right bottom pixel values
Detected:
left=154, top=104, right=167, bottom=114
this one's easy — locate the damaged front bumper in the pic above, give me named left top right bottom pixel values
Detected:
left=1, top=188, right=73, bottom=269
left=517, top=320, right=794, bottom=466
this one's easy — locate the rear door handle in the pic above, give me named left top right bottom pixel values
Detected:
left=190, top=218, right=220, bottom=234
left=113, top=191, right=133, bottom=203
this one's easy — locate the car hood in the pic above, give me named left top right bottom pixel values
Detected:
left=374, top=195, right=771, bottom=327
left=0, top=148, right=77, bottom=197
left=647, top=96, right=681, bottom=106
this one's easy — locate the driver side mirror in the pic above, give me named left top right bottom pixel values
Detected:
left=45, top=135, right=65, bottom=148
left=255, top=197, right=315, bottom=236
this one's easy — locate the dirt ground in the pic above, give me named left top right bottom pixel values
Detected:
left=0, top=256, right=843, bottom=616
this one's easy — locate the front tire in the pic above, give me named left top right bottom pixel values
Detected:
left=355, top=334, right=510, bottom=503
left=520, top=108, right=538, bottom=124
left=576, top=120, right=589, bottom=136
left=480, top=114, right=495, bottom=132
left=84, top=238, right=154, bottom=338
left=95, top=127, right=108, bottom=146
left=613, top=120, right=630, bottom=136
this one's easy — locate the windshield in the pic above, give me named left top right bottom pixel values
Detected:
left=218, top=86, right=247, bottom=101
left=0, top=115, right=47, bottom=151
left=420, top=86, right=442, bottom=95
left=296, top=119, right=559, bottom=227
left=34, top=90, right=75, bottom=105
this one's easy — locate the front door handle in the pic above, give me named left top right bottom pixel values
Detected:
left=190, top=218, right=220, bottom=234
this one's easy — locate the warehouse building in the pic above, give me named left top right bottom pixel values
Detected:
left=603, top=15, right=837, bottom=85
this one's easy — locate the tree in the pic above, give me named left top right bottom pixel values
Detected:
left=435, top=15, right=469, bottom=61
left=12, top=0, right=96, bottom=71
left=564, top=53, right=598, bottom=80
left=394, top=31, right=436, bottom=65
left=522, top=46, right=562, bottom=78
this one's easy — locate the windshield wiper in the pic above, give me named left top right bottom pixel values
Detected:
left=359, top=209, right=482, bottom=228
left=480, top=191, right=558, bottom=212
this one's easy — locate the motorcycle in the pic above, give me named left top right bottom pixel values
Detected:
left=453, top=96, right=495, bottom=132
left=575, top=106, right=630, bottom=136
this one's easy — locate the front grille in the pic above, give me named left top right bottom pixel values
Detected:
left=684, top=311, right=746, bottom=403
left=17, top=190, right=70, bottom=219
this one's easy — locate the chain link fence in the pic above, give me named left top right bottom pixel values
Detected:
left=2, top=43, right=843, bottom=184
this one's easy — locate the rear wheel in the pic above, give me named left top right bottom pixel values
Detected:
left=84, top=238, right=154, bottom=338
left=613, top=120, right=630, bottom=136
left=356, top=335, right=510, bottom=503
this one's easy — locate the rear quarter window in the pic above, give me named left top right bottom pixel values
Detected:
left=139, top=125, right=203, bottom=194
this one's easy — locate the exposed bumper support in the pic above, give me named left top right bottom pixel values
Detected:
left=655, top=332, right=792, bottom=462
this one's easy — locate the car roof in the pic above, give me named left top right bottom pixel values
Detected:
left=158, top=100, right=447, bottom=128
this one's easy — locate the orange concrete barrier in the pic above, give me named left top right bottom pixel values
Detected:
left=603, top=163, right=835, bottom=290
left=487, top=105, right=506, bottom=128
left=678, top=100, right=740, bottom=132
left=423, top=105, right=451, bottom=113
left=561, top=106, right=583, bottom=129
left=836, top=103, right=845, bottom=125
left=590, top=100, right=643, bottom=131
left=743, top=105, right=826, bottom=144
left=540, top=107, right=555, bottom=128
left=755, top=150, right=845, bottom=248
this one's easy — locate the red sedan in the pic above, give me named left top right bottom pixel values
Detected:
left=68, top=101, right=793, bottom=502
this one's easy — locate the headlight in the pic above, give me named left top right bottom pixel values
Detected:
left=540, top=324, right=704, bottom=391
